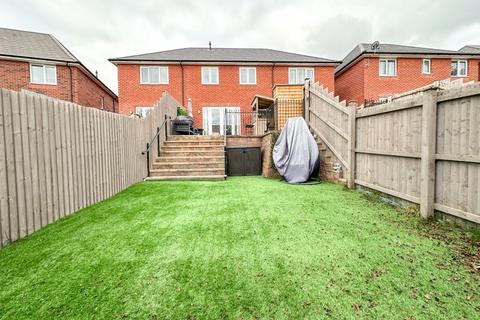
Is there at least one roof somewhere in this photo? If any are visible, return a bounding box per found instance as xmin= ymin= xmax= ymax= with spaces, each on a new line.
xmin=109 ymin=47 xmax=340 ymax=64
xmin=336 ymin=42 xmax=477 ymax=74
xmin=459 ymin=45 xmax=480 ymax=53
xmin=0 ymin=27 xmax=116 ymax=98
xmin=0 ymin=27 xmax=77 ymax=62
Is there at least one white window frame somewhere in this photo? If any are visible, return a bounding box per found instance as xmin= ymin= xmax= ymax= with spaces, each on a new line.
xmin=379 ymin=58 xmax=397 ymax=77
xmin=451 ymin=60 xmax=468 ymax=77
xmin=239 ymin=67 xmax=256 ymax=85
xmin=30 ymin=64 xmax=57 ymax=85
xmin=288 ymin=67 xmax=314 ymax=84
xmin=135 ymin=106 xmax=153 ymax=118
xmin=201 ymin=66 xmax=219 ymax=85
xmin=422 ymin=59 xmax=431 ymax=74
xmin=140 ymin=66 xmax=169 ymax=84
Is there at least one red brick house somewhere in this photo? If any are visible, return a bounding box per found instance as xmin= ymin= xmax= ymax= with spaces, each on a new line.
xmin=335 ymin=43 xmax=480 ymax=105
xmin=0 ymin=28 xmax=117 ymax=112
xmin=109 ymin=47 xmax=339 ymax=132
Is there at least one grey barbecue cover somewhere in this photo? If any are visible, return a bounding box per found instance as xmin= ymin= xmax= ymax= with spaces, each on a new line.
xmin=273 ymin=117 xmax=319 ymax=183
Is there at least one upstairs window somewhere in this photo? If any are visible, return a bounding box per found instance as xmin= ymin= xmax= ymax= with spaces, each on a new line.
xmin=140 ymin=66 xmax=169 ymax=84
xmin=239 ymin=67 xmax=256 ymax=84
xmin=30 ymin=64 xmax=57 ymax=85
xmin=288 ymin=68 xmax=314 ymax=84
xmin=379 ymin=59 xmax=396 ymax=76
xmin=422 ymin=59 xmax=431 ymax=74
xmin=451 ymin=60 xmax=467 ymax=77
xmin=201 ymin=67 xmax=219 ymax=84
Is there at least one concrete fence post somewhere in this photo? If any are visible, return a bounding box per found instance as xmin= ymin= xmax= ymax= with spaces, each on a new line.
xmin=420 ymin=89 xmax=438 ymax=218
xmin=347 ymin=101 xmax=357 ymax=189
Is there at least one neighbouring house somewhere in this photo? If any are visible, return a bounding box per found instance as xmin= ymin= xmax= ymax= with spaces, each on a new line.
xmin=109 ymin=47 xmax=340 ymax=132
xmin=334 ymin=43 xmax=480 ymax=105
xmin=459 ymin=45 xmax=480 ymax=54
xmin=0 ymin=27 xmax=118 ymax=112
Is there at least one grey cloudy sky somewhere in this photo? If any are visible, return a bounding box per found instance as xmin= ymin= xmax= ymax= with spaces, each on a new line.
xmin=1 ymin=0 xmax=479 ymax=93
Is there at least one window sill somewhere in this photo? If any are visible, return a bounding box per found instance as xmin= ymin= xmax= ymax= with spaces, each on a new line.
xmin=451 ymin=75 xmax=467 ymax=78
xmin=139 ymin=83 xmax=169 ymax=85
xmin=30 ymin=82 xmax=57 ymax=86
xmin=201 ymin=83 xmax=220 ymax=86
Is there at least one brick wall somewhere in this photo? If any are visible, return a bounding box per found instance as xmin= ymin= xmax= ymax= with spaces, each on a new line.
xmin=0 ymin=59 xmax=72 ymax=101
xmin=117 ymin=64 xmax=183 ymax=115
xmin=71 ymin=67 xmax=116 ymax=112
xmin=335 ymin=57 xmax=480 ymax=105
xmin=117 ymin=64 xmax=336 ymax=127
xmin=334 ymin=58 xmax=365 ymax=103
xmin=0 ymin=59 xmax=117 ymax=111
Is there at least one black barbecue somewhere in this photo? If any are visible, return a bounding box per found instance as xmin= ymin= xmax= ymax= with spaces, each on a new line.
xmin=172 ymin=116 xmax=195 ymax=135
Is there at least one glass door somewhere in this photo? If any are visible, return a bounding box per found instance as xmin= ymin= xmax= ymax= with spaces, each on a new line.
xmin=203 ymin=107 xmax=240 ymax=135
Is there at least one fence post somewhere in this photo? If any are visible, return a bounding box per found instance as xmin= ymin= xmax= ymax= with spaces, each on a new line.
xmin=347 ymin=101 xmax=357 ymax=189
xmin=420 ymin=89 xmax=438 ymax=218
xmin=156 ymin=127 xmax=160 ymax=157
xmin=145 ymin=143 xmax=150 ymax=178
xmin=164 ymin=114 xmax=168 ymax=138
xmin=304 ymin=79 xmax=311 ymax=124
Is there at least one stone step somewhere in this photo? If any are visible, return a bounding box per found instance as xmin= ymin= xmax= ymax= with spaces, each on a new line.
xmin=152 ymin=162 xmax=224 ymax=170
xmin=155 ymin=155 xmax=225 ymax=163
xmin=150 ymin=168 xmax=225 ymax=177
xmin=168 ymin=135 xmax=224 ymax=141
xmin=162 ymin=145 xmax=224 ymax=152
xmin=164 ymin=140 xmax=224 ymax=147
xmin=145 ymin=175 xmax=226 ymax=181
xmin=160 ymin=150 xmax=224 ymax=157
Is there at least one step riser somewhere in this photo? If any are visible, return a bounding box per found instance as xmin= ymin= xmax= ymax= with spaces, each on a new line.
xmin=156 ymin=157 xmax=224 ymax=163
xmin=168 ymin=135 xmax=224 ymax=141
xmin=164 ymin=141 xmax=224 ymax=147
xmin=150 ymin=170 xmax=225 ymax=177
xmin=161 ymin=151 xmax=225 ymax=157
xmin=152 ymin=163 xmax=224 ymax=170
xmin=145 ymin=175 xmax=226 ymax=181
xmin=162 ymin=146 xmax=224 ymax=152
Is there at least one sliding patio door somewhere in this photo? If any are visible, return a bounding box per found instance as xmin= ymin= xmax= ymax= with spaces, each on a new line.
xmin=203 ymin=107 xmax=240 ymax=135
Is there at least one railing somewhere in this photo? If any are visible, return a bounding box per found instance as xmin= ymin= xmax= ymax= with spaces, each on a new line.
xmin=141 ymin=115 xmax=171 ymax=176
xmin=223 ymin=109 xmax=275 ymax=137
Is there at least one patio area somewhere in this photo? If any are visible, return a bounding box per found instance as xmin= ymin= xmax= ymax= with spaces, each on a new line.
xmin=0 ymin=177 xmax=479 ymax=319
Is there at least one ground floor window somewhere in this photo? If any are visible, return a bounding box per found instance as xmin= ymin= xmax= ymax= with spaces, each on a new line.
xmin=202 ymin=106 xmax=240 ymax=135
xmin=135 ymin=106 xmax=153 ymax=118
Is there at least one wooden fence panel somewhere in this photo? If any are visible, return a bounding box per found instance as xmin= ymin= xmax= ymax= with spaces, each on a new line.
xmin=308 ymin=82 xmax=350 ymax=169
xmin=434 ymin=93 xmax=480 ymax=223
xmin=0 ymin=89 xmax=180 ymax=247
xmin=305 ymin=80 xmax=480 ymax=224
xmin=355 ymin=106 xmax=422 ymax=200
xmin=0 ymin=91 xmax=8 ymax=245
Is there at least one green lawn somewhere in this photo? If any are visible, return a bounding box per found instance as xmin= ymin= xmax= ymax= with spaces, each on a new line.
xmin=0 ymin=177 xmax=479 ymax=319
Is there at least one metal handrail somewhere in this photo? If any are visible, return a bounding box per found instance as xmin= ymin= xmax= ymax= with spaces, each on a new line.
xmin=142 ymin=115 xmax=171 ymax=177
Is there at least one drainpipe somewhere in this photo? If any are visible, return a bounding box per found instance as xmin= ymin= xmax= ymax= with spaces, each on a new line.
xmin=180 ymin=61 xmax=185 ymax=106
xmin=271 ymin=63 xmax=275 ymax=88
xmin=67 ymin=62 xmax=74 ymax=102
